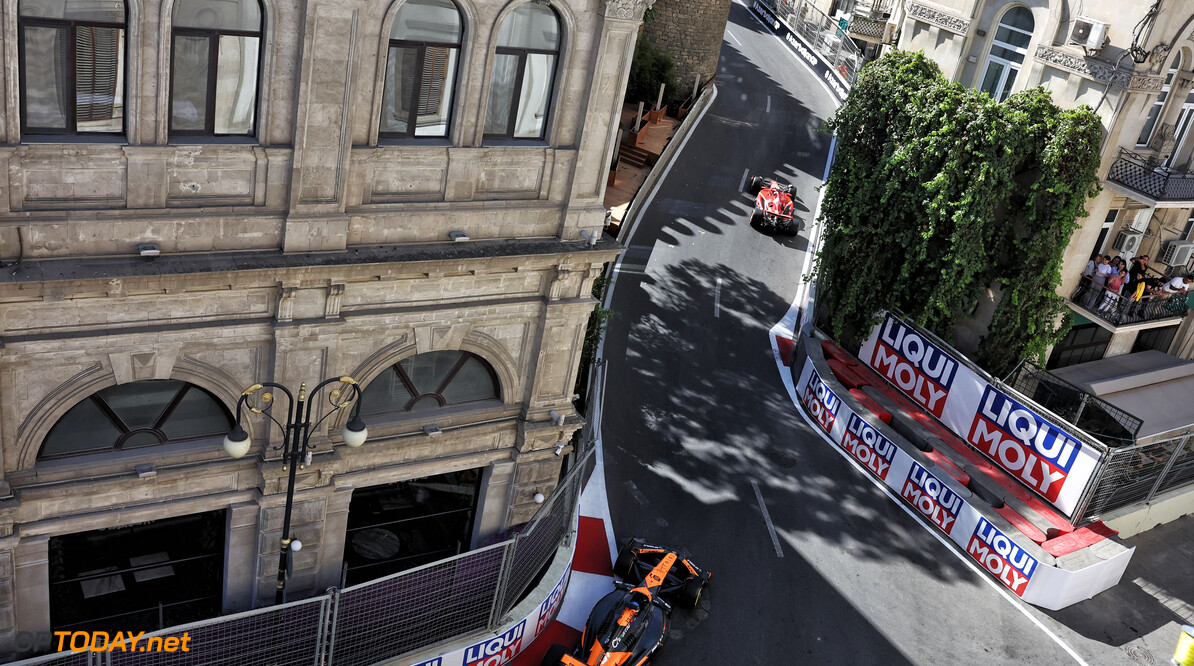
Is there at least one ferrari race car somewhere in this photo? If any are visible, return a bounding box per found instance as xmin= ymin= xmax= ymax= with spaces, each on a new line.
xmin=747 ymin=175 xmax=801 ymax=235
xmin=541 ymin=539 xmax=710 ymax=666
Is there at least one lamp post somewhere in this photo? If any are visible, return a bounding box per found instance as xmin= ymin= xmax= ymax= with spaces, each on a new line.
xmin=222 ymin=376 xmax=369 ymax=605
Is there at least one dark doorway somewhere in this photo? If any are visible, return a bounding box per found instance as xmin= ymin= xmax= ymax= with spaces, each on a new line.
xmin=1047 ymin=323 xmax=1112 ymax=369
xmin=1132 ymin=324 xmax=1180 ymax=354
xmin=49 ymin=509 xmax=225 ymax=633
xmin=344 ymin=468 xmax=482 ymax=586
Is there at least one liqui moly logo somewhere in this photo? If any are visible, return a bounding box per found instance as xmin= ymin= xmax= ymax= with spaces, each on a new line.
xmin=869 ymin=316 xmax=958 ymax=417
xmin=900 ymin=463 xmax=963 ymax=532
xmin=411 ymin=660 xmax=442 ymax=666
xmin=840 ymin=414 xmax=897 ymax=480
xmin=800 ymin=368 xmax=841 ymax=434
xmin=536 ymin=569 xmax=569 ymax=635
xmin=966 ymin=518 xmax=1038 ymax=596
xmin=463 ymin=621 xmax=524 ymax=666
xmin=967 ymin=387 xmax=1080 ymax=502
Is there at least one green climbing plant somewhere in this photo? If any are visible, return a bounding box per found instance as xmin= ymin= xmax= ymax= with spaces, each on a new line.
xmin=816 ymin=51 xmax=1102 ymax=376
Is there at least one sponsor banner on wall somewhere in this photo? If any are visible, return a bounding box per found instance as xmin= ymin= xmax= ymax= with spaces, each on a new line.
xmin=750 ymin=1 xmax=850 ymax=103
xmin=412 ymin=565 xmax=572 ymax=666
xmin=859 ymin=312 xmax=1102 ymax=517
xmin=797 ymin=354 xmax=1041 ymax=597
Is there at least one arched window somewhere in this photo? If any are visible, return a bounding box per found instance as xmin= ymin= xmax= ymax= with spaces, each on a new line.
xmin=484 ymin=3 xmax=560 ymax=140
xmin=17 ymin=0 xmax=127 ymax=135
xmin=381 ymin=0 xmax=462 ymax=139
xmin=171 ymin=0 xmax=263 ymax=136
xmin=40 ymin=380 xmax=234 ymax=459
xmin=361 ymin=351 xmax=500 ymax=417
xmin=1138 ymin=53 xmax=1182 ymax=146
xmin=979 ymin=7 xmax=1034 ymax=102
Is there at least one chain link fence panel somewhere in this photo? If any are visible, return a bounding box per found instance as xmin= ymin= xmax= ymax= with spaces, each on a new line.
xmin=328 ymin=543 xmax=509 ymax=666
xmin=1156 ymin=436 xmax=1194 ymax=495
xmin=1084 ymin=439 xmax=1186 ymax=518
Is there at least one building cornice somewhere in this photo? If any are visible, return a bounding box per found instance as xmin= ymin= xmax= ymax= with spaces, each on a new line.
xmin=1033 ymin=46 xmax=1164 ymax=92
xmin=906 ymin=1 xmax=969 ymax=35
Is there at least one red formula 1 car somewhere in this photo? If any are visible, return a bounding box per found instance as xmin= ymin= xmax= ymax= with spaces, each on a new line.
xmin=541 ymin=539 xmax=710 ymax=666
xmin=747 ymin=175 xmax=801 ymax=235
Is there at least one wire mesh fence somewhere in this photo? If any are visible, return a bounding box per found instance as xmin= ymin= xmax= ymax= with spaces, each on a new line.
xmin=15 ymin=447 xmax=594 ymax=666
xmin=1004 ymin=359 xmax=1141 ymax=447
xmin=328 ymin=544 xmax=509 ymax=666
xmin=1083 ymin=438 xmax=1188 ymax=518
xmin=756 ymin=0 xmax=865 ymax=88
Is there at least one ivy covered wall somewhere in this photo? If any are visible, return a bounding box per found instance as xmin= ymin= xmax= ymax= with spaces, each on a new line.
xmin=816 ymin=51 xmax=1103 ymax=376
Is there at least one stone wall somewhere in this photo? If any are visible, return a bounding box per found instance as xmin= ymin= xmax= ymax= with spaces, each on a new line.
xmin=641 ymin=0 xmax=733 ymax=101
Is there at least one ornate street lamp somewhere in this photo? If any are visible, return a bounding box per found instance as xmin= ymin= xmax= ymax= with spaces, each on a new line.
xmin=222 ymin=376 xmax=368 ymax=604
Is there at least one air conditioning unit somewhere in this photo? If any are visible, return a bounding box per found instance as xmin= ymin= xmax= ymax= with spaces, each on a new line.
xmin=1113 ymin=230 xmax=1144 ymax=253
xmin=1069 ymin=17 xmax=1109 ymax=52
xmin=1160 ymin=240 xmax=1194 ymax=267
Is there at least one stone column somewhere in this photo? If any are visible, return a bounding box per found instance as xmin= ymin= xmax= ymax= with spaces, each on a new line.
xmin=223 ymin=502 xmax=260 ymax=613
xmin=12 ymin=537 xmax=48 ymax=650
xmin=471 ymin=461 xmax=515 ymax=548
xmin=282 ymin=0 xmax=364 ymax=253
xmin=562 ymin=0 xmax=657 ymax=239
xmin=315 ymin=486 xmax=354 ymax=592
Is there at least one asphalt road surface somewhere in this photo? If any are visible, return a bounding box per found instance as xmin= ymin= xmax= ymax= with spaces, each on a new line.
xmin=596 ymin=4 xmax=1091 ymax=664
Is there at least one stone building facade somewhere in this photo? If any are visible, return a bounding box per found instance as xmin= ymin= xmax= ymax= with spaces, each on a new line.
xmin=0 ymin=0 xmax=653 ymax=658
xmin=641 ymin=0 xmax=732 ymax=99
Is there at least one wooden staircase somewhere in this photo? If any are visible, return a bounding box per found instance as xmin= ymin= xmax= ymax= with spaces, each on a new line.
xmin=618 ymin=144 xmax=651 ymax=168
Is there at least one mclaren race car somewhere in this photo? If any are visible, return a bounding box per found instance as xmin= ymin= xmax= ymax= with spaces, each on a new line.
xmin=746 ymin=175 xmax=801 ymax=235
xmin=541 ymin=539 xmax=710 ymax=666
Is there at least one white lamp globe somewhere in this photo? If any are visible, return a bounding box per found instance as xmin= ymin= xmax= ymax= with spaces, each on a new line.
xmin=343 ymin=415 xmax=368 ymax=448
xmin=223 ymin=426 xmax=251 ymax=459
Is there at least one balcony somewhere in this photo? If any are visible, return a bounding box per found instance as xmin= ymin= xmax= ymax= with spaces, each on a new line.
xmin=1105 ymin=148 xmax=1194 ymax=207
xmin=848 ymin=13 xmax=888 ymax=42
xmin=1069 ymin=279 xmax=1189 ymax=329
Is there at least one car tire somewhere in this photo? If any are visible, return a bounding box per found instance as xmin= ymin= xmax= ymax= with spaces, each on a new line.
xmin=747 ymin=176 xmax=765 ymax=196
xmin=541 ymin=644 xmax=568 ymax=666
xmin=786 ymin=220 xmax=801 ymax=236
xmin=749 ymin=208 xmax=765 ymax=228
xmin=614 ymin=543 xmax=639 ymax=580
xmin=680 ymin=577 xmax=705 ymax=608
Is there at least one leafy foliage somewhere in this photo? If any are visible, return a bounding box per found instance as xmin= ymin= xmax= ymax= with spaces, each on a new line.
xmin=626 ymin=39 xmax=677 ymax=109
xmin=817 ymin=51 xmax=1102 ymax=376
xmin=581 ymin=274 xmax=615 ymax=368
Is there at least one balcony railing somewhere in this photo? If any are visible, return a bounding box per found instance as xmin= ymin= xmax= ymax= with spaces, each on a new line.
xmin=1107 ymin=148 xmax=1194 ymax=202
xmin=1070 ymin=277 xmax=1189 ymax=326
xmin=849 ymin=13 xmax=887 ymax=40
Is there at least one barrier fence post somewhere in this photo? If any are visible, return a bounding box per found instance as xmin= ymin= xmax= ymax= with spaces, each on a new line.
xmin=488 ymin=541 xmax=517 ymax=630
xmin=1146 ymin=435 xmax=1189 ymax=503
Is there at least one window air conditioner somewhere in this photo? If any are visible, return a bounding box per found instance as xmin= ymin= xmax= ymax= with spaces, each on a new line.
xmin=1113 ymin=230 xmax=1144 ymax=254
xmin=1069 ymin=17 xmax=1108 ymax=52
xmin=1160 ymin=240 xmax=1194 ymax=267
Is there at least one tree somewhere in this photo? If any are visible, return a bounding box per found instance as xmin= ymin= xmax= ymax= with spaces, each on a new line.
xmin=816 ymin=51 xmax=1102 ymax=376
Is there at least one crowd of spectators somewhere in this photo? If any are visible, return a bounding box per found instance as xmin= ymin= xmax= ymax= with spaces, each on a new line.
xmin=1077 ymin=252 xmax=1192 ymax=319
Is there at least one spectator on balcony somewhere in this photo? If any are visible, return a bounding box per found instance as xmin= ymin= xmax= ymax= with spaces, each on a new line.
xmin=1162 ymin=276 xmax=1193 ymax=294
xmin=1098 ymin=269 xmax=1128 ymax=313
xmin=1076 ymin=253 xmax=1100 ymax=306
xmin=1125 ymin=256 xmax=1150 ymax=301
xmin=1086 ymin=255 xmax=1114 ymax=308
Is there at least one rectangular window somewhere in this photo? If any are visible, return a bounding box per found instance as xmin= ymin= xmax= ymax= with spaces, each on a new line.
xmin=414 ymin=46 xmax=456 ymax=136
xmin=22 ymin=25 xmax=71 ymax=130
xmin=513 ymin=53 xmax=554 ymax=139
xmin=213 ymin=35 xmax=258 ymax=134
xmin=74 ymin=26 xmax=124 ymax=132
xmin=171 ymin=35 xmax=211 ymax=132
xmin=485 ymin=53 xmax=520 ymax=135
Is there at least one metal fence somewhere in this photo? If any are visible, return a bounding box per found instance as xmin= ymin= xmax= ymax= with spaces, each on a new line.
xmin=1004 ymin=359 xmax=1142 ymax=447
xmin=1084 ymin=435 xmax=1193 ymax=518
xmin=1070 ymin=279 xmax=1189 ymax=327
xmin=757 ymin=0 xmax=865 ymax=86
xmin=17 ymin=447 xmax=595 ymax=666
xmin=1107 ymin=147 xmax=1194 ymax=202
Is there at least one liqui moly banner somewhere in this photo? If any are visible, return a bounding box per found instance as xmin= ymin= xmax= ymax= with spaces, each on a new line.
xmin=840 ymin=413 xmax=898 ymax=481
xmin=797 ymin=364 xmax=843 ymax=437
xmin=966 ymin=518 xmax=1039 ymax=596
xmin=901 ymin=462 xmax=964 ymax=534
xmin=860 ymin=313 xmax=1102 ymax=517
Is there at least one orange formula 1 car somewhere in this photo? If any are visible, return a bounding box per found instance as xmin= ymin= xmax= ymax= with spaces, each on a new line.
xmin=746 ymin=175 xmax=801 ymax=235
xmin=541 ymin=539 xmax=710 ymax=666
